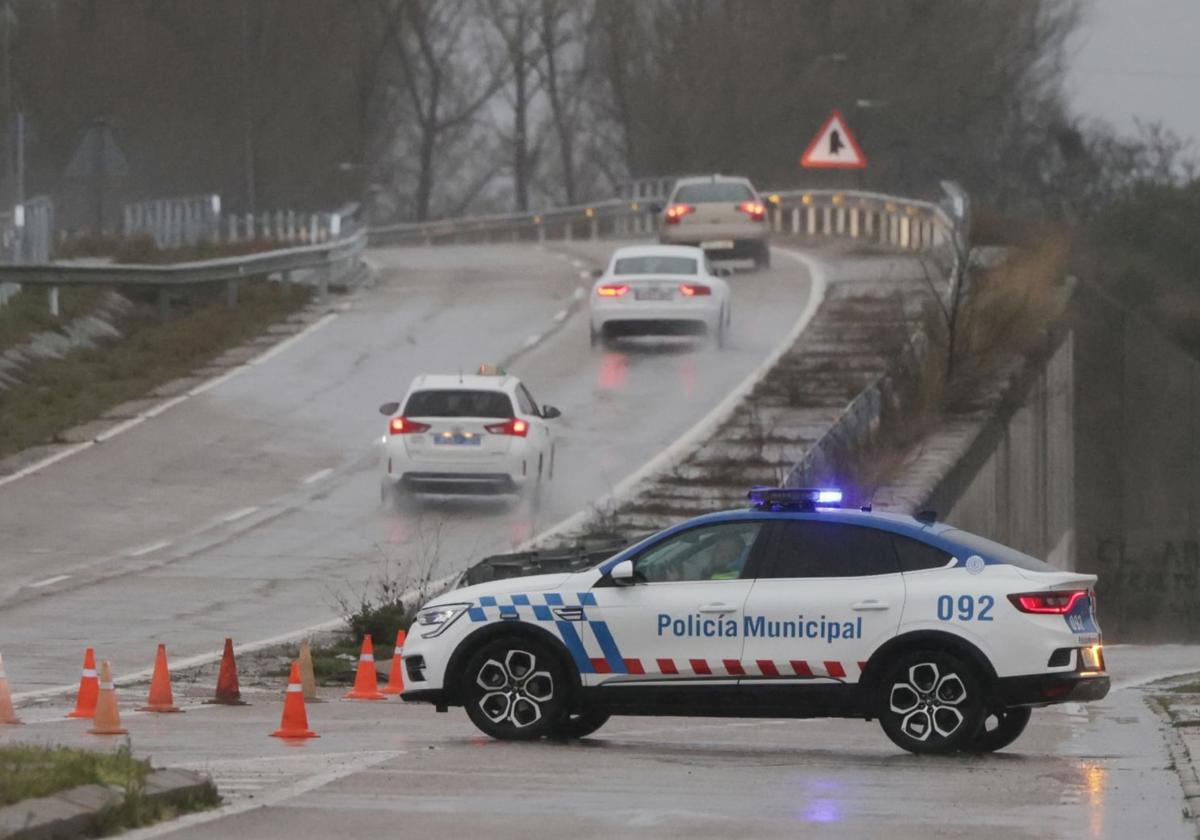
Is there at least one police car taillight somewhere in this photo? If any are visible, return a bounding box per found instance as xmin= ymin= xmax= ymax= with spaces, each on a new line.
xmin=1007 ymin=590 xmax=1088 ymax=614
xmin=485 ymin=418 xmax=529 ymax=437
xmin=597 ymin=284 xmax=629 ymax=297
xmin=679 ymin=283 xmax=711 ymax=296
xmin=390 ymin=416 xmax=431 ymax=435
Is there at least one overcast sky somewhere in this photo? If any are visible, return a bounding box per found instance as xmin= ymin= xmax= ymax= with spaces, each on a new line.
xmin=1065 ymin=0 xmax=1200 ymax=146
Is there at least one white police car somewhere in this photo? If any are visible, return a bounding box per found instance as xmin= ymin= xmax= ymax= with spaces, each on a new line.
xmin=401 ymin=488 xmax=1109 ymax=754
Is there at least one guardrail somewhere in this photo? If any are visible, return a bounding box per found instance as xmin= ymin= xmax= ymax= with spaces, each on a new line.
xmin=0 ymin=228 xmax=366 ymax=317
xmin=124 ymin=194 xmax=350 ymax=248
xmin=368 ymin=188 xmax=955 ymax=257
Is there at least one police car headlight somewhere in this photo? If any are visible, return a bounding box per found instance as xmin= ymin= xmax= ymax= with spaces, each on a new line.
xmin=415 ymin=603 xmax=470 ymax=638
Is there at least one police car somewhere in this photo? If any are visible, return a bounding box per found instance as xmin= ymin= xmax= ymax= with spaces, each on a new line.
xmin=401 ymin=487 xmax=1109 ymax=754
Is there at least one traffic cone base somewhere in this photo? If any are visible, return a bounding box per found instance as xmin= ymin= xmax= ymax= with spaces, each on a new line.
xmin=271 ymin=661 xmax=318 ymax=739
xmin=381 ymin=629 xmax=407 ymax=696
xmin=138 ymin=644 xmax=182 ymax=713
xmin=205 ymin=638 xmax=249 ymax=705
xmin=0 ymin=653 xmax=24 ymax=725
xmin=67 ymin=647 xmax=99 ymax=719
xmin=344 ymin=635 xmax=386 ymax=701
xmin=88 ymin=661 xmax=128 ymax=736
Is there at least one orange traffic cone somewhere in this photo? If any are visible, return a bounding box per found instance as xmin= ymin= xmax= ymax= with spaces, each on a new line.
xmin=381 ymin=629 xmax=406 ymax=696
xmin=271 ymin=661 xmax=318 ymax=739
xmin=0 ymin=653 xmax=24 ymax=725
xmin=206 ymin=638 xmax=248 ymax=705
xmin=66 ymin=647 xmax=99 ymax=719
xmin=88 ymin=661 xmax=128 ymax=735
xmin=138 ymin=644 xmax=182 ymax=713
xmin=344 ymin=635 xmax=385 ymax=701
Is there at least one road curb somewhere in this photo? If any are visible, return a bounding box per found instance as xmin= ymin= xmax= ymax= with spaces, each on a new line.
xmin=1147 ymin=688 xmax=1200 ymax=832
xmin=0 ymin=768 xmax=215 ymax=840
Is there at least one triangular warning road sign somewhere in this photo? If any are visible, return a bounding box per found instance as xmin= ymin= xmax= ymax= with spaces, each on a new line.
xmin=800 ymin=109 xmax=867 ymax=169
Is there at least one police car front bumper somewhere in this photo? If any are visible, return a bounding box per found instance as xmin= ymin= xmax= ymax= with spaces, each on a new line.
xmin=995 ymin=672 xmax=1110 ymax=707
xmin=401 ymin=688 xmax=449 ymax=708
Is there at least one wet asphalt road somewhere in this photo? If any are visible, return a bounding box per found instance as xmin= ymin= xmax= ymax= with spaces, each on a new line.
xmin=0 ymin=242 xmax=816 ymax=693
xmin=2 ymin=645 xmax=1193 ymax=839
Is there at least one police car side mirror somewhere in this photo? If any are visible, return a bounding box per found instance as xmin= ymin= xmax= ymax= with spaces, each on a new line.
xmin=379 ymin=401 xmax=400 ymax=416
xmin=609 ymin=559 xmax=635 ymax=585
xmin=542 ymin=405 xmax=562 ymax=420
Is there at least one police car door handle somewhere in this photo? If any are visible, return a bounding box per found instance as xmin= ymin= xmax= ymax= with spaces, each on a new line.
xmin=851 ymin=600 xmax=891 ymax=611
xmin=698 ymin=603 xmax=736 ymax=613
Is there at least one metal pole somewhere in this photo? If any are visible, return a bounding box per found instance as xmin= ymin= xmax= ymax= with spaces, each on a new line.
xmin=48 ymin=285 xmax=58 ymax=317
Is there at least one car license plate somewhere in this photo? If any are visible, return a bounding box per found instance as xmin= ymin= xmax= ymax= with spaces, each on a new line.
xmin=700 ymin=239 xmax=734 ymax=250
xmin=635 ymin=286 xmax=675 ymax=301
xmin=433 ymin=433 xmax=481 ymax=446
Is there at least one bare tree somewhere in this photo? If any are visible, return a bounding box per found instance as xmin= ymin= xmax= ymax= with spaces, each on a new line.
xmin=486 ymin=0 xmax=543 ymax=211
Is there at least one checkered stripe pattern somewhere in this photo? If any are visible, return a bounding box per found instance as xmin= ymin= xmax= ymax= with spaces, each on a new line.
xmin=594 ymin=658 xmax=868 ymax=679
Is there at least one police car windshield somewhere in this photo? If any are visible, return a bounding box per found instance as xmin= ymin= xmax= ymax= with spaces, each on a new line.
xmin=404 ymin=390 xmax=513 ymax=418
xmin=941 ymin=529 xmax=1055 ymax=572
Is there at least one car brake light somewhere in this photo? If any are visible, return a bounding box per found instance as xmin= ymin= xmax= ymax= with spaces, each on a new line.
xmin=1007 ymin=590 xmax=1088 ymax=614
xmin=664 ymin=204 xmax=694 ymax=224
xmin=485 ymin=418 xmax=529 ymax=437
xmin=597 ymin=284 xmax=629 ymax=297
xmin=389 ymin=416 xmax=431 ymax=435
xmin=679 ymin=283 xmax=711 ymax=296
xmin=738 ymin=201 xmax=766 ymax=221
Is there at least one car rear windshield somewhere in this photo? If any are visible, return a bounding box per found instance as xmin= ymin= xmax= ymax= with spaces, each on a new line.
xmin=613 ymin=255 xmax=698 ymax=275
xmin=674 ymin=182 xmax=755 ymax=203
xmin=940 ymin=529 xmax=1055 ymax=572
xmin=404 ymin=389 xmax=513 ymax=418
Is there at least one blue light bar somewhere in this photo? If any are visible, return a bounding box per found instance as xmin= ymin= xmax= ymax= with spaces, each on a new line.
xmin=747 ymin=486 xmax=844 ymax=510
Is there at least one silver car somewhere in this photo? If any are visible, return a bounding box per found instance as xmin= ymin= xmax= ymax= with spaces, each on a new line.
xmin=657 ymin=174 xmax=770 ymax=268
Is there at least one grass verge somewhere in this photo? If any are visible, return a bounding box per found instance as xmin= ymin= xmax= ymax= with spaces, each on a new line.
xmin=0 ymin=281 xmax=311 ymax=460
xmin=0 ymin=286 xmax=108 ymax=351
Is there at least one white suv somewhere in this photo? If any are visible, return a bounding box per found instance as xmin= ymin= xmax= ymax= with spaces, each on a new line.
xmin=400 ymin=488 xmax=1109 ymax=754
xmin=379 ymin=370 xmax=560 ymax=500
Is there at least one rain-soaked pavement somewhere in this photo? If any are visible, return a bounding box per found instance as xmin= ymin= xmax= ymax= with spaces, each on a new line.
xmin=1 ymin=645 xmax=1194 ymax=839
xmin=0 ymin=241 xmax=819 ymax=693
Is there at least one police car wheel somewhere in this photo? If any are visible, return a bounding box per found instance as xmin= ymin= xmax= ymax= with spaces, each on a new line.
xmin=462 ymin=637 xmax=567 ymax=740
xmin=962 ymin=706 xmax=1032 ymax=753
xmin=878 ymin=650 xmax=985 ymax=755
xmin=555 ymin=708 xmax=610 ymax=739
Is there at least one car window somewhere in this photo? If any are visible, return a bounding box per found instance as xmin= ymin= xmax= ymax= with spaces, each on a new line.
xmin=762 ymin=521 xmax=900 ymax=578
xmin=634 ymin=521 xmax=764 ymax=583
xmin=613 ymin=256 xmax=697 ymax=275
xmin=892 ymin=535 xmax=954 ymax=572
xmin=403 ymin=389 xmax=513 ymax=418
xmin=939 ymin=529 xmax=1055 ymax=572
xmin=674 ymin=183 xmax=755 ymax=203
xmin=515 ymin=385 xmax=537 ymax=415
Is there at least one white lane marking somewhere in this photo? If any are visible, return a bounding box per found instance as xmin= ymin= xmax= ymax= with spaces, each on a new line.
xmin=220 ymin=506 xmax=259 ymax=523
xmin=251 ymin=312 xmax=337 ymax=366
xmin=94 ymin=415 xmax=146 ymax=442
xmin=302 ymin=467 xmax=333 ymax=485
xmin=578 ymin=270 xmax=592 ymax=279
xmin=127 ymin=539 xmax=172 ymax=557
xmin=140 ymin=394 xmax=189 ymax=419
xmin=120 ymin=750 xmax=404 ymax=840
xmin=572 ymin=287 xmax=586 ymax=300
xmin=29 ymin=574 xmax=70 ymax=589
xmin=524 ymin=334 xmax=541 ymax=349
xmin=0 ymin=442 xmax=94 ymax=489
xmin=0 ymin=312 xmax=340 ymax=489
xmin=571 ymin=259 xmax=585 ymax=268
xmin=525 ymin=246 xmax=828 ymax=548
xmin=553 ymin=310 xmax=568 ymax=323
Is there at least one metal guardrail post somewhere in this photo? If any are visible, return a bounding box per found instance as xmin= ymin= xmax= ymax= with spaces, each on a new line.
xmin=48 ymin=285 xmax=59 ymax=317
xmin=226 ymin=280 xmax=239 ymax=307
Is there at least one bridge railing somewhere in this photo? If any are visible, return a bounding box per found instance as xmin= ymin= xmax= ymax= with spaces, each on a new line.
xmin=368 ymin=188 xmax=955 ymax=257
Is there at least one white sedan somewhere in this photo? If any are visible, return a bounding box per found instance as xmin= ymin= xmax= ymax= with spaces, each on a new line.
xmin=589 ymin=245 xmax=731 ymax=348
